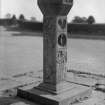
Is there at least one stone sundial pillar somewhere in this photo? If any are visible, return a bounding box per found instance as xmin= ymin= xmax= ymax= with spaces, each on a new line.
xmin=18 ymin=1 xmax=92 ymax=104
xmin=38 ymin=0 xmax=73 ymax=94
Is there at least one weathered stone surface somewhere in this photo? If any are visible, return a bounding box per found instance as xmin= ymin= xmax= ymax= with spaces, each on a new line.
xmin=43 ymin=16 xmax=68 ymax=88
xmin=36 ymin=0 xmax=91 ymax=99
xmin=38 ymin=0 xmax=73 ymax=15
xmin=18 ymin=83 xmax=92 ymax=105
xmin=17 ymin=0 xmax=91 ymax=105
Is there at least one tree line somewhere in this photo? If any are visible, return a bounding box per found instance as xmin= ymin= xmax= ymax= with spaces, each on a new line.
xmin=5 ymin=13 xmax=37 ymax=22
xmin=5 ymin=13 xmax=95 ymax=25
xmin=71 ymin=16 xmax=95 ymax=24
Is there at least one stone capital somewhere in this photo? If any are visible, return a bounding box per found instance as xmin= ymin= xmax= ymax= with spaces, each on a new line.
xmin=38 ymin=0 xmax=73 ymax=16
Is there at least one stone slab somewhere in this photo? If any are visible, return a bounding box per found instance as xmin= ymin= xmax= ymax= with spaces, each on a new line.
xmin=17 ymin=83 xmax=92 ymax=105
xmin=0 ymin=97 xmax=38 ymax=105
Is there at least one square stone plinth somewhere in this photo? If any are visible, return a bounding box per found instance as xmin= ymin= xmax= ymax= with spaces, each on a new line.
xmin=17 ymin=82 xmax=92 ymax=105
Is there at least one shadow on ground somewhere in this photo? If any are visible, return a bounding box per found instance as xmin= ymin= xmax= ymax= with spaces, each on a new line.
xmin=0 ymin=97 xmax=36 ymax=105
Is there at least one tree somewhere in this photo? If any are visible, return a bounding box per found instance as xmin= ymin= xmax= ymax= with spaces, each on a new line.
xmin=12 ymin=15 xmax=16 ymax=20
xmin=30 ymin=17 xmax=36 ymax=22
xmin=11 ymin=15 xmax=17 ymax=25
xmin=82 ymin=17 xmax=87 ymax=22
xmin=87 ymin=16 xmax=95 ymax=24
xmin=19 ymin=14 xmax=25 ymax=21
xmin=5 ymin=13 xmax=11 ymax=19
xmin=71 ymin=16 xmax=87 ymax=23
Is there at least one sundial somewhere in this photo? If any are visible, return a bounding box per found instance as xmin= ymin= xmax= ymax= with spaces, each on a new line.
xmin=37 ymin=0 xmax=73 ymax=91
xmin=18 ymin=1 xmax=92 ymax=105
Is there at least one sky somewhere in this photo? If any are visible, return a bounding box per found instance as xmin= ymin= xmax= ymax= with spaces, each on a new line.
xmin=0 ymin=0 xmax=105 ymax=23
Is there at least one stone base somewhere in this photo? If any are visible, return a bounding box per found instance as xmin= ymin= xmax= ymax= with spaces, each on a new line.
xmin=17 ymin=82 xmax=92 ymax=105
xmin=36 ymin=81 xmax=81 ymax=95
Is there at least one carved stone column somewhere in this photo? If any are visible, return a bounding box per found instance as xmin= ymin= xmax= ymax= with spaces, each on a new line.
xmin=38 ymin=0 xmax=73 ymax=94
xmin=18 ymin=1 xmax=92 ymax=105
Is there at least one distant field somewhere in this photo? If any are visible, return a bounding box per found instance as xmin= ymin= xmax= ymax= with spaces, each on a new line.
xmin=68 ymin=38 xmax=105 ymax=75
xmin=0 ymin=26 xmax=105 ymax=78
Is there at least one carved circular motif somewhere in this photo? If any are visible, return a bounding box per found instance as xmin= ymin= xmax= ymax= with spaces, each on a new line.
xmin=58 ymin=34 xmax=67 ymax=47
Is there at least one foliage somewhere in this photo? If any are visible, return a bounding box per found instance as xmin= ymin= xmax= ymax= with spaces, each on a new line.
xmin=11 ymin=15 xmax=17 ymax=25
xmin=5 ymin=13 xmax=11 ymax=19
xmin=87 ymin=16 xmax=95 ymax=24
xmin=11 ymin=15 xmax=17 ymax=20
xmin=30 ymin=17 xmax=36 ymax=22
xmin=71 ymin=16 xmax=87 ymax=23
xmin=19 ymin=14 xmax=25 ymax=21
xmin=71 ymin=16 xmax=95 ymax=24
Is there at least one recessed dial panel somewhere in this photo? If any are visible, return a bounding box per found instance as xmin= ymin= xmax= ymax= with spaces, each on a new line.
xmin=58 ymin=33 xmax=67 ymax=47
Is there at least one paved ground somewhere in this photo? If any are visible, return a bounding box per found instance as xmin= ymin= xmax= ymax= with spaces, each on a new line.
xmin=0 ymin=71 xmax=105 ymax=105
xmin=0 ymin=71 xmax=42 ymax=105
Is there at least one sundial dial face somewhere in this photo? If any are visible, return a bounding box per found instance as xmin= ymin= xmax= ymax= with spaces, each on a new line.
xmin=58 ymin=33 xmax=67 ymax=47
